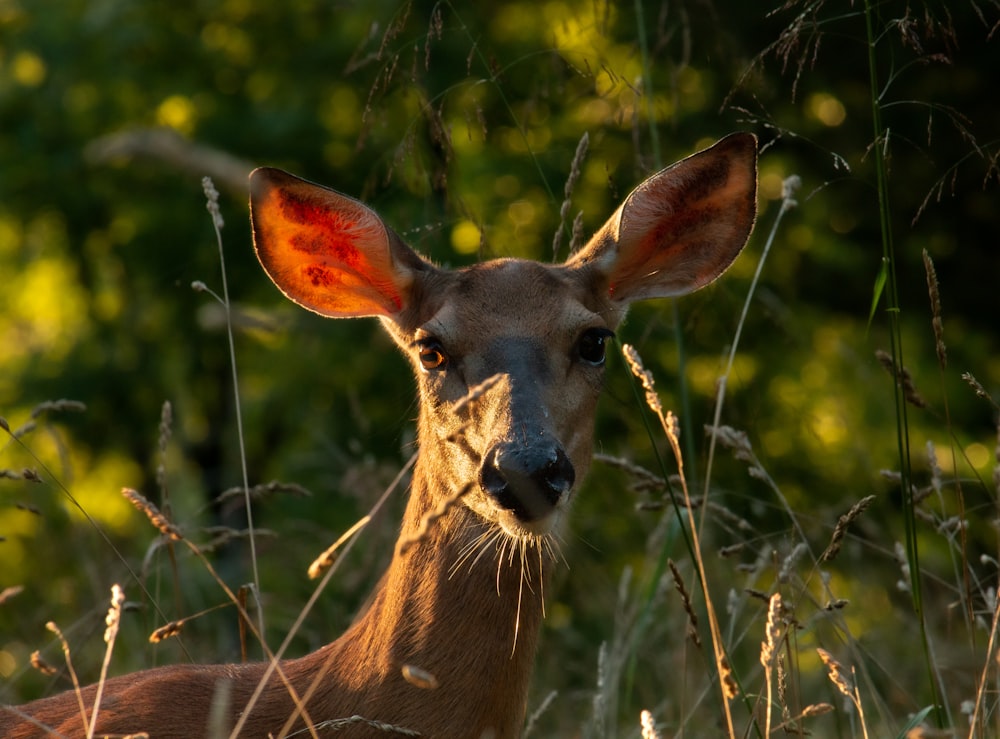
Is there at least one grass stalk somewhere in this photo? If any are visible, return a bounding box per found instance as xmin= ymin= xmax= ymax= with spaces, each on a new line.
xmin=86 ymin=585 xmax=124 ymax=739
xmin=121 ymin=487 xmax=320 ymax=739
xmin=633 ymin=0 xmax=699 ymax=471
xmin=622 ymin=346 xmax=742 ymax=736
xmin=861 ymin=0 xmax=942 ymax=721
xmin=702 ymin=174 xmax=798 ymax=521
xmin=619 ymin=0 xmax=702 ymax=716
xmin=245 ymin=452 xmax=418 ymax=739
xmin=200 ymin=177 xmax=264 ymax=640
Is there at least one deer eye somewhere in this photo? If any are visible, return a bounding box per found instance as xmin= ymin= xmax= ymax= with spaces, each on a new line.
xmin=416 ymin=338 xmax=448 ymax=371
xmin=577 ymin=328 xmax=614 ymax=367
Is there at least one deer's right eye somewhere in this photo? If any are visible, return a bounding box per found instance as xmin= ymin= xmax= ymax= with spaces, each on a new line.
xmin=417 ymin=339 xmax=448 ymax=371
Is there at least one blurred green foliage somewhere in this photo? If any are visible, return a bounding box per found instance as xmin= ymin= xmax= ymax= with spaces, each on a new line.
xmin=1 ymin=0 xmax=998 ymax=733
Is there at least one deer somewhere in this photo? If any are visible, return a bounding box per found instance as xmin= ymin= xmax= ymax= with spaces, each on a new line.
xmin=1 ymin=133 xmax=757 ymax=738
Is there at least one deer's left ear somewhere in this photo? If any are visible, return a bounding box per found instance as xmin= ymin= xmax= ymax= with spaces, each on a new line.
xmin=567 ymin=133 xmax=757 ymax=306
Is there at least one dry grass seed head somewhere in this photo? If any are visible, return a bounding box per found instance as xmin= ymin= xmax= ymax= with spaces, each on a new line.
xmin=569 ymin=210 xmax=585 ymax=254
xmin=821 ymin=494 xmax=877 ymax=562
xmin=30 ymin=399 xmax=87 ymax=419
xmin=201 ymin=526 xmax=277 ymax=555
xmin=961 ymin=371 xmax=998 ymax=408
xmin=104 ymin=584 xmax=125 ymax=643
xmin=215 ymin=480 xmax=312 ymax=507
xmin=668 ymin=559 xmax=701 ymax=647
xmin=719 ymin=654 xmax=739 ymax=700
xmin=893 ymin=540 xmax=912 ymax=592
xmin=451 ymin=374 xmax=503 ymax=417
xmin=640 ymin=709 xmax=661 ymax=739
xmin=423 ymin=5 xmax=443 ymax=71
xmin=778 ymin=541 xmax=808 ymax=582
xmin=926 ymin=440 xmax=943 ymax=495
xmin=760 ymin=592 xmax=783 ymax=668
xmin=777 ymin=652 xmax=789 ymax=717
xmin=622 ymin=344 xmax=664 ymax=419
xmin=922 ymin=249 xmax=947 ymax=368
xmin=12 ymin=421 xmax=36 ymax=439
xmin=0 ymin=584 xmax=24 ymax=605
xmin=309 ymin=515 xmax=371 ymax=579
xmin=774 ymin=702 xmax=834 ymax=733
xmin=149 ymin=619 xmax=185 ymax=643
xmin=552 ymin=132 xmax=589 ymax=259
xmin=158 ymin=400 xmax=172 ymax=454
xmin=30 ymin=650 xmax=57 ymax=675
xmin=875 ymin=349 xmax=926 ymax=408
xmin=800 ymin=703 xmax=834 ymax=718
xmin=156 ymin=401 xmax=172 ymax=496
xmin=122 ymin=487 xmax=183 ymax=540
xmin=201 ymin=176 xmax=224 ymax=230
xmin=396 ymin=483 xmax=473 ymax=557
xmin=718 ymin=543 xmax=744 ymax=557
xmin=816 ymin=647 xmax=854 ymax=698
xmin=592 ymin=452 xmax=668 ymax=494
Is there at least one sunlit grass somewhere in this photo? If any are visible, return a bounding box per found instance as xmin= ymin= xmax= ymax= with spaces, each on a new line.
xmin=2 ymin=0 xmax=998 ymax=736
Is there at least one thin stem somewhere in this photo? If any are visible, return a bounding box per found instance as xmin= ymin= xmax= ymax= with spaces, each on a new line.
xmin=633 ymin=0 xmax=697 ymax=470
xmin=861 ymin=0 xmax=942 ymax=722
xmin=633 ymin=0 xmax=662 ymax=168
xmin=240 ymin=452 xmax=419 ymax=739
xmin=87 ymin=585 xmax=124 ymax=739
xmin=702 ymin=176 xmax=798 ymax=526
xmin=201 ymin=178 xmax=263 ymax=641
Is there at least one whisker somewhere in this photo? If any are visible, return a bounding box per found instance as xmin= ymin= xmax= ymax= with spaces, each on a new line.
xmin=546 ymin=532 xmax=569 ymax=570
xmin=496 ymin=535 xmax=509 ymax=596
xmin=537 ymin=541 xmax=547 ymax=618
xmin=512 ymin=542 xmax=526 ymax=655
xmin=469 ymin=529 xmax=505 ymax=574
xmin=506 ymin=537 xmax=518 ymax=568
xmin=449 ymin=527 xmax=496 ymax=578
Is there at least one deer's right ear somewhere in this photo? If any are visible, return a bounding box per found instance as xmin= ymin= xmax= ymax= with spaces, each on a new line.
xmin=250 ymin=167 xmax=430 ymax=318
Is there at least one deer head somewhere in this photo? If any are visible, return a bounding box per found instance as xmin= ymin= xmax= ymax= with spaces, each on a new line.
xmin=250 ymin=134 xmax=755 ymax=548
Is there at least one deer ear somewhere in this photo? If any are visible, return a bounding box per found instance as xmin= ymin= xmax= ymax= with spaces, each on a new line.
xmin=567 ymin=133 xmax=757 ymax=306
xmin=250 ymin=167 xmax=430 ymax=318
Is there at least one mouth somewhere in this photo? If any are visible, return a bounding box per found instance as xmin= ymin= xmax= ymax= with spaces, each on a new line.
xmin=492 ymin=500 xmax=566 ymax=538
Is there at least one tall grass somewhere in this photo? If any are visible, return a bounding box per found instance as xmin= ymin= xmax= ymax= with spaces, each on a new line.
xmin=2 ymin=1 xmax=999 ymax=737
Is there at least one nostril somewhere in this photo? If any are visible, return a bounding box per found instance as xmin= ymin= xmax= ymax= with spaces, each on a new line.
xmin=480 ymin=448 xmax=507 ymax=496
xmin=537 ymin=448 xmax=574 ymax=504
xmin=479 ymin=443 xmax=575 ymax=522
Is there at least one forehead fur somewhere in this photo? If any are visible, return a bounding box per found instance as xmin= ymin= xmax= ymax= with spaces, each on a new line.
xmin=446 ymin=259 xmax=603 ymax=335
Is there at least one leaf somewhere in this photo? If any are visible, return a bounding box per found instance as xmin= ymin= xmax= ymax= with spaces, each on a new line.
xmin=867 ymin=257 xmax=888 ymax=331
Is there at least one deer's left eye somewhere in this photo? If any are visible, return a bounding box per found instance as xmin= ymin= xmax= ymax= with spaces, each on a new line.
xmin=577 ymin=328 xmax=614 ymax=367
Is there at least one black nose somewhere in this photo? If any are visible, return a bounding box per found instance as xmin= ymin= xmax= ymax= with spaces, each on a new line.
xmin=479 ymin=441 xmax=575 ymax=522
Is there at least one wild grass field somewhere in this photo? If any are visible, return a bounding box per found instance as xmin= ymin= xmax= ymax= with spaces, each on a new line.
xmin=2 ymin=0 xmax=999 ymax=736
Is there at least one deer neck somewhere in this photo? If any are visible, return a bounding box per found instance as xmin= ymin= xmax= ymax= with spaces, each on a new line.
xmin=306 ymin=455 xmax=550 ymax=736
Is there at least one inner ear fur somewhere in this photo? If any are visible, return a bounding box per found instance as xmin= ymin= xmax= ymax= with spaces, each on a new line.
xmin=567 ymin=133 xmax=758 ymax=305
xmin=250 ymin=167 xmax=432 ymax=319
